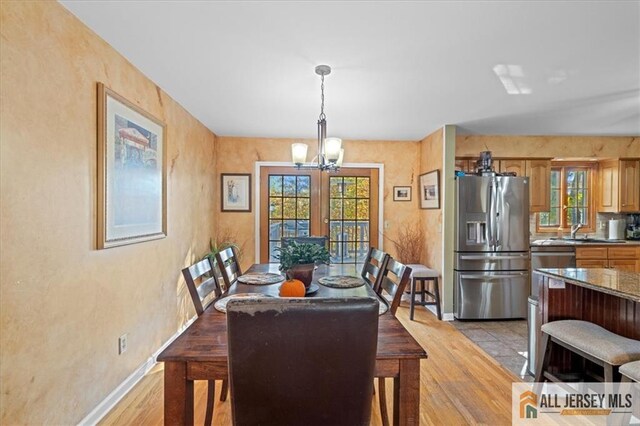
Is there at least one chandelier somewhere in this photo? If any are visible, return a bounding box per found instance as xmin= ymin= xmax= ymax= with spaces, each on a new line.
xmin=291 ymin=65 xmax=344 ymax=171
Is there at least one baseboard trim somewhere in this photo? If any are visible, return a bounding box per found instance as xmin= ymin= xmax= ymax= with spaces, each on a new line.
xmin=78 ymin=317 xmax=196 ymax=426
xmin=423 ymin=305 xmax=454 ymax=321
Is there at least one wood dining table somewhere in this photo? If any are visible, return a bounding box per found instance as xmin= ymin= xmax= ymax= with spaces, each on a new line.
xmin=157 ymin=263 xmax=428 ymax=425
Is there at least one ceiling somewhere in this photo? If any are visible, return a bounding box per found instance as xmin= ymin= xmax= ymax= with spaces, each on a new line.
xmin=60 ymin=1 xmax=640 ymax=140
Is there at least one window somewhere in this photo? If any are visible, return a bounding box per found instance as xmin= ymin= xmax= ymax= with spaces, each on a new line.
xmin=537 ymin=163 xmax=596 ymax=232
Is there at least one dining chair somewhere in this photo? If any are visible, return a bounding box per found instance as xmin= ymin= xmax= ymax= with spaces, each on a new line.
xmin=226 ymin=297 xmax=379 ymax=426
xmin=181 ymin=258 xmax=228 ymax=425
xmin=376 ymin=258 xmax=412 ymax=426
xmin=361 ymin=247 xmax=390 ymax=292
xmin=215 ymin=246 xmax=242 ymax=289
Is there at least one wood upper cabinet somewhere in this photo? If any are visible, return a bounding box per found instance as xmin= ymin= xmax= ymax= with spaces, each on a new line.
xmin=598 ymin=159 xmax=619 ymax=212
xmin=598 ymin=159 xmax=640 ymax=213
xmin=620 ymin=160 xmax=639 ymax=212
xmin=526 ymin=160 xmax=551 ymax=213
xmin=498 ymin=160 xmax=527 ymax=177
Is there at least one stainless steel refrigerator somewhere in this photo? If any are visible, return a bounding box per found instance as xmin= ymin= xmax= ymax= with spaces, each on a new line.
xmin=454 ymin=175 xmax=530 ymax=319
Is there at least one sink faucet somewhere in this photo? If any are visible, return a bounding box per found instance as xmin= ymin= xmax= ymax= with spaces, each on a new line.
xmin=570 ymin=223 xmax=583 ymax=239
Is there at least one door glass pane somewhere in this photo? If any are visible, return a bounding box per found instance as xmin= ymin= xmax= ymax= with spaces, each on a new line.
xmin=282 ymin=197 xmax=296 ymax=218
xmin=283 ymin=220 xmax=296 ymax=238
xmin=283 ymin=176 xmax=297 ymax=196
xmin=343 ymin=177 xmax=357 ymax=198
xmin=343 ymin=199 xmax=356 ymax=220
xmin=357 ymin=177 xmax=370 ymax=198
xmin=269 ymin=241 xmax=281 ymax=262
xmin=297 ymin=176 xmax=310 ymax=196
xmin=269 ymin=176 xmax=283 ymax=196
xmin=297 ymin=220 xmax=309 ymax=236
xmin=330 ymin=199 xmax=342 ymax=220
xmin=269 ymin=220 xmax=282 ymax=240
xmin=297 ymin=198 xmax=309 ymax=219
xmin=269 ymin=198 xmax=282 ymax=218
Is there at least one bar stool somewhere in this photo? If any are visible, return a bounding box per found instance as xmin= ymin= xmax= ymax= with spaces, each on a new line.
xmin=535 ymin=320 xmax=640 ymax=383
xmin=406 ymin=264 xmax=441 ymax=320
xmin=620 ymin=361 xmax=640 ymax=383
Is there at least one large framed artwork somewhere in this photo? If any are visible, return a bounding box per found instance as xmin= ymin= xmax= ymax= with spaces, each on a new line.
xmin=97 ymin=83 xmax=167 ymax=249
xmin=221 ymin=173 xmax=252 ymax=212
xmin=419 ymin=170 xmax=440 ymax=209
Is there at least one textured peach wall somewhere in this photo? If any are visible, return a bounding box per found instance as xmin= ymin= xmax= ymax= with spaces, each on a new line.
xmin=456 ymin=135 xmax=639 ymax=158
xmin=214 ymin=137 xmax=421 ymax=268
xmin=0 ymin=2 xmax=216 ymax=424
xmin=419 ymin=129 xmax=444 ymax=276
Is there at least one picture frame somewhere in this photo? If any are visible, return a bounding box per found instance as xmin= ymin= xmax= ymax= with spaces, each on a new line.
xmin=419 ymin=170 xmax=440 ymax=209
xmin=221 ymin=173 xmax=252 ymax=212
xmin=393 ymin=186 xmax=412 ymax=202
xmin=97 ymin=83 xmax=167 ymax=249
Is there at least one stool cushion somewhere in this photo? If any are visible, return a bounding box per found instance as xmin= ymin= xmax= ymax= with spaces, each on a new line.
xmin=541 ymin=320 xmax=640 ymax=366
xmin=406 ymin=264 xmax=439 ymax=278
xmin=620 ymin=361 xmax=640 ymax=382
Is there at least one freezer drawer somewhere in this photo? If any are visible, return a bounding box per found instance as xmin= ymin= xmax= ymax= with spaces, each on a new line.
xmin=455 ymin=271 xmax=528 ymax=319
xmin=455 ymin=252 xmax=530 ymax=271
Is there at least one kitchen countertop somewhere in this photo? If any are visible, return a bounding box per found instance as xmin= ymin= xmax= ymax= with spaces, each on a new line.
xmin=531 ymin=238 xmax=640 ymax=246
xmin=534 ymin=268 xmax=640 ymax=302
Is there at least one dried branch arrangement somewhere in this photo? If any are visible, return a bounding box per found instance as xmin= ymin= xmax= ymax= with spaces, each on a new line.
xmin=385 ymin=223 xmax=424 ymax=264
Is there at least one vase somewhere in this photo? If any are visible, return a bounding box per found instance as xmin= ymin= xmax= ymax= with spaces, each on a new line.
xmin=286 ymin=263 xmax=315 ymax=288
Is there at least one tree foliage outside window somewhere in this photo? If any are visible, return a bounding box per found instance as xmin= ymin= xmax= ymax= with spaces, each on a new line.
xmin=538 ymin=165 xmax=594 ymax=232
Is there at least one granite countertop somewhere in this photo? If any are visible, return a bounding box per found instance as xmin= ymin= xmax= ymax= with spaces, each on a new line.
xmin=531 ymin=238 xmax=640 ymax=246
xmin=535 ymin=268 xmax=640 ymax=302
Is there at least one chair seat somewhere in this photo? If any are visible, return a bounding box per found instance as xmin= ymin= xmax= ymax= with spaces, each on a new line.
xmin=620 ymin=360 xmax=640 ymax=382
xmin=541 ymin=320 xmax=640 ymax=366
xmin=406 ymin=264 xmax=438 ymax=278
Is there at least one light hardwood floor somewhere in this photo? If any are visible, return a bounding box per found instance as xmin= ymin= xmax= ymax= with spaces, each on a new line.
xmin=100 ymin=302 xmax=520 ymax=425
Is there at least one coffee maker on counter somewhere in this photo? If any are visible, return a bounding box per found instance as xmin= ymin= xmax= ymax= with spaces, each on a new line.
xmin=627 ymin=214 xmax=640 ymax=240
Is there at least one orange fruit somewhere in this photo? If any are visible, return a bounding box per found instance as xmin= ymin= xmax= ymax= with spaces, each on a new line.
xmin=279 ymin=279 xmax=306 ymax=297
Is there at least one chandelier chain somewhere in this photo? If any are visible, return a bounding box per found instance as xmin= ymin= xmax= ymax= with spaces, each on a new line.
xmin=319 ymin=73 xmax=326 ymax=121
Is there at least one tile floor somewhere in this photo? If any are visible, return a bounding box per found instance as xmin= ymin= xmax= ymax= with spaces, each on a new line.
xmin=451 ymin=319 xmax=534 ymax=382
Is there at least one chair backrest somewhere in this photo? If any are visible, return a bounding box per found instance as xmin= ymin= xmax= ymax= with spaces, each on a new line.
xmin=378 ymin=258 xmax=412 ymax=315
xmin=215 ymin=246 xmax=242 ymax=289
xmin=181 ymin=258 xmax=223 ymax=316
xmin=281 ymin=236 xmax=329 ymax=248
xmin=227 ymin=297 xmax=379 ymax=426
xmin=361 ymin=247 xmax=390 ymax=291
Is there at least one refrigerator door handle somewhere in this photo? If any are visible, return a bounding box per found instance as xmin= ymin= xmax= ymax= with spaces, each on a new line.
xmin=461 ymin=273 xmax=528 ymax=280
xmin=460 ymin=254 xmax=530 ymax=260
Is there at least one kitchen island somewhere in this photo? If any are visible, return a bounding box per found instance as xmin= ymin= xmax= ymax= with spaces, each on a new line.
xmin=531 ymin=268 xmax=640 ymax=377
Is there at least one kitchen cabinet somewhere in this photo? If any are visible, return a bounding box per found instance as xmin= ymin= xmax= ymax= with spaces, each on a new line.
xmin=526 ymin=160 xmax=551 ymax=213
xmin=597 ymin=159 xmax=640 ymax=213
xmin=620 ymin=160 xmax=639 ymax=212
xmin=455 ymin=158 xmax=473 ymax=173
xmin=498 ymin=160 xmax=527 ymax=177
xmin=576 ymin=245 xmax=640 ymax=272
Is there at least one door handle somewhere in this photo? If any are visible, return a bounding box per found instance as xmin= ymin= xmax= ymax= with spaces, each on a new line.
xmin=531 ymin=253 xmax=576 ymax=257
xmin=460 ymin=273 xmax=528 ymax=280
xmin=460 ymin=255 xmax=529 ymax=260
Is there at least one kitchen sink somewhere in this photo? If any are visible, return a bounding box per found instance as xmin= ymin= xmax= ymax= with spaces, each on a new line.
xmin=550 ymin=237 xmax=625 ymax=244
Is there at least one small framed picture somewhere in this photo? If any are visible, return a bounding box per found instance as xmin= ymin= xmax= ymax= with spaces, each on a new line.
xmin=221 ymin=173 xmax=251 ymax=212
xmin=393 ymin=186 xmax=412 ymax=202
xmin=419 ymin=170 xmax=440 ymax=209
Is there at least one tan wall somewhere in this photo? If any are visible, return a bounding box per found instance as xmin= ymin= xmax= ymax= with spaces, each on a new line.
xmin=456 ymin=135 xmax=640 ymax=158
xmin=418 ymin=129 xmax=444 ymax=275
xmin=214 ymin=137 xmax=421 ymax=268
xmin=0 ymin=2 xmax=216 ymax=424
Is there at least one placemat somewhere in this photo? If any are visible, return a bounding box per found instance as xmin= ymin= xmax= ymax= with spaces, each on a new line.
xmin=237 ymin=272 xmax=285 ymax=285
xmin=214 ymin=293 xmax=273 ymax=313
xmin=318 ymin=275 xmax=366 ymax=288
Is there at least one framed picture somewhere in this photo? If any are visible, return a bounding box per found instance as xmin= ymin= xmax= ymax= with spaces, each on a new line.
xmin=221 ymin=174 xmax=252 ymax=212
xmin=393 ymin=186 xmax=412 ymax=202
xmin=97 ymin=83 xmax=167 ymax=249
xmin=419 ymin=170 xmax=440 ymax=209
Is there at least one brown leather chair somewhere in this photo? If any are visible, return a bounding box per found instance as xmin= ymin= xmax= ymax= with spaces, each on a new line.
xmin=181 ymin=258 xmax=227 ymax=425
xmin=227 ymin=297 xmax=379 ymax=426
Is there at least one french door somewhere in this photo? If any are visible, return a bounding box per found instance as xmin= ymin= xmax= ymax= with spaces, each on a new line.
xmin=260 ymin=166 xmax=379 ymax=264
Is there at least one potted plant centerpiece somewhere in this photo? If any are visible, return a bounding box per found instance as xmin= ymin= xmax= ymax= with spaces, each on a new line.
xmin=275 ymin=242 xmax=330 ymax=288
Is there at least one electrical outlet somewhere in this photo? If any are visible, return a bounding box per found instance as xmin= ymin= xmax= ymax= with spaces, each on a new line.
xmin=118 ymin=334 xmax=128 ymax=355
